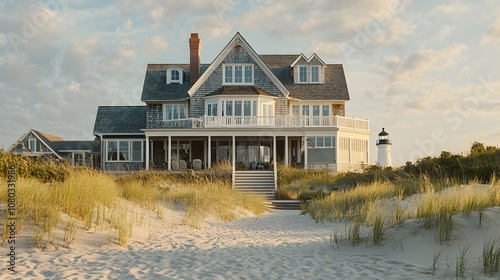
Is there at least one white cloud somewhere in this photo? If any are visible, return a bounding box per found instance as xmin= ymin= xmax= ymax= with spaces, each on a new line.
xmin=192 ymin=15 xmax=232 ymax=41
xmin=123 ymin=19 xmax=132 ymax=30
xmin=481 ymin=17 xmax=500 ymax=46
xmin=381 ymin=43 xmax=468 ymax=85
xmin=144 ymin=36 xmax=168 ymax=58
xmin=430 ymin=4 xmax=470 ymax=15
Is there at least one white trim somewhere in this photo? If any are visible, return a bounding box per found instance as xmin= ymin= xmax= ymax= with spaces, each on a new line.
xmin=59 ymin=150 xmax=91 ymax=153
xmin=291 ymin=53 xmax=327 ymax=67
xmin=167 ymin=66 xmax=183 ymax=84
xmin=30 ymin=130 xmax=63 ymax=159
xmin=163 ymin=103 xmax=187 ymax=121
xmin=187 ymin=32 xmax=289 ymax=97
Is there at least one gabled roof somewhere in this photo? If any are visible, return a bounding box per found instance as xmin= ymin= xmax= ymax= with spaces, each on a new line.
xmin=141 ymin=64 xmax=210 ymax=102
xmin=290 ymin=53 xmax=327 ymax=67
xmin=93 ymin=106 xmax=146 ymax=135
xmin=205 ymin=86 xmax=275 ymax=97
xmin=31 ymin=130 xmax=64 ymax=159
xmin=259 ymin=55 xmax=350 ymax=101
xmin=187 ymin=32 xmax=290 ymax=97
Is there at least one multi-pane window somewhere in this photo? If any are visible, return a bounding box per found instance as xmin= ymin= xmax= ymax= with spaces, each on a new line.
xmin=307 ymin=137 xmax=336 ymax=148
xmin=107 ymin=140 xmax=143 ymax=162
xmin=299 ymin=66 xmax=307 ymax=83
xmin=311 ymin=66 xmax=319 ymax=83
xmin=322 ymin=105 xmax=330 ymax=116
xmin=312 ymin=105 xmax=320 ymax=116
xmin=207 ymin=103 xmax=218 ymax=116
xmin=225 ymin=66 xmax=233 ymax=83
xmin=171 ymin=70 xmax=180 ymax=82
xmin=302 ymin=105 xmax=309 ymax=116
xmin=234 ymin=101 xmax=242 ymax=116
xmin=164 ymin=104 xmax=186 ymax=120
xmin=245 ymin=66 xmax=252 ymax=83
xmin=223 ymin=64 xmax=253 ymax=84
xmin=235 ymin=66 xmax=243 ymax=83
xmin=244 ymin=101 xmax=251 ymax=116
xmin=292 ymin=105 xmax=300 ymax=116
xmin=225 ymin=101 xmax=233 ymax=116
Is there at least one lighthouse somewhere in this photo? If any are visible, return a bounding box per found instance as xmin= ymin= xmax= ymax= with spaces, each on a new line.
xmin=376 ymin=128 xmax=392 ymax=167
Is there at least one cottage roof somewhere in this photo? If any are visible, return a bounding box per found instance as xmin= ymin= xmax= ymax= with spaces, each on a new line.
xmin=93 ymin=106 xmax=146 ymax=135
xmin=259 ymin=55 xmax=350 ymax=101
xmin=141 ymin=64 xmax=210 ymax=102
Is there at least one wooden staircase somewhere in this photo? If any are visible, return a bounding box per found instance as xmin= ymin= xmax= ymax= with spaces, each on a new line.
xmin=233 ymin=170 xmax=276 ymax=200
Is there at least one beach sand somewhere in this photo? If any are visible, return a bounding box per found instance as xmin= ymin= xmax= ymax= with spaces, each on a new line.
xmin=2 ymin=206 xmax=500 ymax=279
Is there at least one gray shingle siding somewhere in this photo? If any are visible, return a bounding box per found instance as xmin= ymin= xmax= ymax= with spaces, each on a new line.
xmin=191 ymin=46 xmax=286 ymax=118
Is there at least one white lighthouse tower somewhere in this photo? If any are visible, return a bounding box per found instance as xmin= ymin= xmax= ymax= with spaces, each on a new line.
xmin=376 ymin=128 xmax=392 ymax=167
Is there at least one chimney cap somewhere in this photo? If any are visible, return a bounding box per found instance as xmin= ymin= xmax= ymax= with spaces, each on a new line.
xmin=190 ymin=33 xmax=199 ymax=38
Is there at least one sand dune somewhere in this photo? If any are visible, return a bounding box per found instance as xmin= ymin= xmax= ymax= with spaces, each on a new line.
xmin=3 ymin=206 xmax=500 ymax=279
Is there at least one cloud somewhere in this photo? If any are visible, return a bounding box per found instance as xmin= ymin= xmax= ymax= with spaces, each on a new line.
xmin=144 ymin=36 xmax=168 ymax=58
xmin=430 ymin=4 xmax=470 ymax=15
xmin=192 ymin=15 xmax=232 ymax=41
xmin=123 ymin=19 xmax=132 ymax=30
xmin=61 ymin=33 xmax=101 ymax=80
xmin=481 ymin=17 xmax=500 ymax=46
xmin=381 ymin=43 xmax=468 ymax=86
xmin=101 ymin=40 xmax=136 ymax=74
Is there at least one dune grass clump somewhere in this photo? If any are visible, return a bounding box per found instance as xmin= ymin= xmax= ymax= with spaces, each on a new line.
xmin=165 ymin=181 xmax=267 ymax=229
xmin=306 ymin=180 xmax=396 ymax=223
xmin=483 ymin=236 xmax=500 ymax=275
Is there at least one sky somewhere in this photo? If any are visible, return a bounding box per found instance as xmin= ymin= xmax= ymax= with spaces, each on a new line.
xmin=0 ymin=0 xmax=499 ymax=166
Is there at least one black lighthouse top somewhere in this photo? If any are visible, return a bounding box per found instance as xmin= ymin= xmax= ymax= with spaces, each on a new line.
xmin=376 ymin=128 xmax=391 ymax=145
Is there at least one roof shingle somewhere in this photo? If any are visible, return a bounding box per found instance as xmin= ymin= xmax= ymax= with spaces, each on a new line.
xmin=93 ymin=106 xmax=146 ymax=135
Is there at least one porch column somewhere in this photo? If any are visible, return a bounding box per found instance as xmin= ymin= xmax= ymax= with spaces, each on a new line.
xmin=207 ymin=136 xmax=212 ymax=169
xmin=284 ymin=136 xmax=289 ymax=167
xmin=273 ymin=135 xmax=277 ymax=169
xmin=145 ymin=136 xmax=150 ymax=170
xmin=168 ymin=136 xmax=172 ymax=171
xmin=232 ymin=136 xmax=236 ymax=188
xmin=304 ymin=136 xmax=308 ymax=170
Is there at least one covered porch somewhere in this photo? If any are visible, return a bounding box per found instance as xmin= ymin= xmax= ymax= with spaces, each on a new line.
xmin=145 ymin=135 xmax=306 ymax=171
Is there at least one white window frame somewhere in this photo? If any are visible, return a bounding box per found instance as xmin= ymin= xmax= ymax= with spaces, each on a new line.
xmin=73 ymin=153 xmax=85 ymax=166
xmin=206 ymin=101 xmax=219 ymax=116
xmin=167 ymin=67 xmax=183 ymax=84
xmin=28 ymin=139 xmax=39 ymax=152
xmin=309 ymin=137 xmax=336 ymax=149
xmin=222 ymin=64 xmax=254 ymax=85
xmin=106 ymin=140 xmax=144 ymax=162
xmin=299 ymin=66 xmax=308 ymax=83
xmin=163 ymin=104 xmax=186 ymax=121
xmin=311 ymin=66 xmax=320 ymax=83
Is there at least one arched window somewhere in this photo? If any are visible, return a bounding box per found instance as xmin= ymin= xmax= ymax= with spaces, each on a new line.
xmin=167 ymin=67 xmax=183 ymax=84
xmin=171 ymin=70 xmax=179 ymax=81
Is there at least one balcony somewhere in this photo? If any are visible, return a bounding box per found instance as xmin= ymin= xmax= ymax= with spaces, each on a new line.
xmin=157 ymin=115 xmax=369 ymax=131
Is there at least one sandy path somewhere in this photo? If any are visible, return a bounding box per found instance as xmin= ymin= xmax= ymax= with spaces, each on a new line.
xmin=3 ymin=210 xmax=431 ymax=280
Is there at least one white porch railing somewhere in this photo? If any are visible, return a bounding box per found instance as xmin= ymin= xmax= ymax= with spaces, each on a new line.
xmin=203 ymin=115 xmax=369 ymax=131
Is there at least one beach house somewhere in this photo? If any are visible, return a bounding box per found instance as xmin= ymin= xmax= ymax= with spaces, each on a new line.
xmin=93 ymin=33 xmax=372 ymax=190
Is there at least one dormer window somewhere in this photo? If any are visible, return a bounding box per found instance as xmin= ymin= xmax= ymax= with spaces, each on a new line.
xmin=167 ymin=67 xmax=183 ymax=84
xmin=299 ymin=66 xmax=307 ymax=83
xmin=171 ymin=70 xmax=179 ymax=82
xmin=311 ymin=66 xmax=319 ymax=83
xmin=223 ymin=64 xmax=253 ymax=85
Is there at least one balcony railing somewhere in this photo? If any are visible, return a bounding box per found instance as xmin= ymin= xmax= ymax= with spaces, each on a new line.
xmin=159 ymin=116 xmax=369 ymax=131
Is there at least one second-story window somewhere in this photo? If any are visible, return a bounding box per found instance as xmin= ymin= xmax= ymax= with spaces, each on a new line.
xmin=311 ymin=66 xmax=319 ymax=83
xmin=171 ymin=70 xmax=180 ymax=82
xmin=164 ymin=104 xmax=186 ymax=120
xmin=299 ymin=66 xmax=307 ymax=83
xmin=223 ymin=64 xmax=253 ymax=85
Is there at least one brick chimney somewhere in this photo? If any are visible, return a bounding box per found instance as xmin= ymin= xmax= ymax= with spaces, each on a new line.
xmin=189 ymin=33 xmax=202 ymax=85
